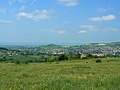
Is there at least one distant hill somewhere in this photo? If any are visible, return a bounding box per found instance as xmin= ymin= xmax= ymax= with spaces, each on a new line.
xmin=37 ymin=44 xmax=62 ymax=49
xmin=0 ymin=47 xmax=8 ymax=50
xmin=45 ymin=44 xmax=61 ymax=47
xmin=86 ymin=42 xmax=120 ymax=46
xmin=108 ymin=42 xmax=120 ymax=46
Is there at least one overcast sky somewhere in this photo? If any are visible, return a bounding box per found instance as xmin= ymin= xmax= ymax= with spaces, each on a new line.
xmin=0 ymin=0 xmax=120 ymax=45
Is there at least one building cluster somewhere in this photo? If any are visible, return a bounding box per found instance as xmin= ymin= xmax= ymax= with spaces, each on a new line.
xmin=0 ymin=43 xmax=120 ymax=58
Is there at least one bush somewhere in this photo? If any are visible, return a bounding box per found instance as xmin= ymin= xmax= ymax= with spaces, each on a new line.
xmin=47 ymin=56 xmax=58 ymax=62
xmin=58 ymin=54 xmax=69 ymax=61
xmin=86 ymin=53 xmax=93 ymax=59
xmin=14 ymin=60 xmax=21 ymax=64
xmin=14 ymin=60 xmax=30 ymax=64
xmin=95 ymin=59 xmax=102 ymax=63
xmin=24 ymin=61 xmax=29 ymax=64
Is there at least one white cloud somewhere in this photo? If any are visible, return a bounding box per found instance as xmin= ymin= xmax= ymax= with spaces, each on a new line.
xmin=31 ymin=0 xmax=37 ymax=4
xmin=102 ymin=27 xmax=118 ymax=32
xmin=89 ymin=15 xmax=116 ymax=21
xmin=16 ymin=9 xmax=51 ymax=21
xmin=8 ymin=0 xmax=37 ymax=5
xmin=80 ymin=25 xmax=98 ymax=31
xmin=48 ymin=29 xmax=66 ymax=34
xmin=8 ymin=0 xmax=26 ymax=5
xmin=79 ymin=24 xmax=118 ymax=33
xmin=63 ymin=21 xmax=69 ymax=24
xmin=78 ymin=30 xmax=87 ymax=34
xmin=0 ymin=20 xmax=13 ymax=24
xmin=39 ymin=29 xmax=66 ymax=34
xmin=96 ymin=7 xmax=107 ymax=13
xmin=57 ymin=0 xmax=79 ymax=7
xmin=58 ymin=30 xmax=66 ymax=34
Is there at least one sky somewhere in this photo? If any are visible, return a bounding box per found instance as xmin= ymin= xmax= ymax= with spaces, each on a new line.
xmin=0 ymin=0 xmax=120 ymax=45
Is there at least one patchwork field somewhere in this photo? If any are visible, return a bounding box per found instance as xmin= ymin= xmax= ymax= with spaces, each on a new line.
xmin=0 ymin=58 xmax=120 ymax=90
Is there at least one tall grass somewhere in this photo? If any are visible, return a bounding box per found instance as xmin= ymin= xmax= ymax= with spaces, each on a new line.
xmin=0 ymin=58 xmax=120 ymax=90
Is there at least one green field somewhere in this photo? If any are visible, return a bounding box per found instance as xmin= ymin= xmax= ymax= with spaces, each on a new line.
xmin=0 ymin=58 xmax=120 ymax=90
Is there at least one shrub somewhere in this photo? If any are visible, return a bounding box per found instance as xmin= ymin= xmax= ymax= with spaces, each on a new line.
xmin=47 ymin=56 xmax=58 ymax=62
xmin=95 ymin=59 xmax=102 ymax=63
xmin=86 ymin=53 xmax=93 ymax=59
xmin=14 ymin=60 xmax=21 ymax=64
xmin=58 ymin=54 xmax=69 ymax=61
xmin=24 ymin=61 xmax=29 ymax=64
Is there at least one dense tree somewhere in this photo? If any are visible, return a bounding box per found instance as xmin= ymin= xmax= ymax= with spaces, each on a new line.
xmin=58 ymin=54 xmax=69 ymax=61
xmin=75 ymin=52 xmax=81 ymax=59
xmin=86 ymin=53 xmax=93 ymax=59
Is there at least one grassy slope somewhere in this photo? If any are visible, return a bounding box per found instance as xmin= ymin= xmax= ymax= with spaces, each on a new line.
xmin=0 ymin=58 xmax=120 ymax=90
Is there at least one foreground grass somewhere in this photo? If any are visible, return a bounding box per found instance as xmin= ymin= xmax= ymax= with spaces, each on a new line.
xmin=0 ymin=58 xmax=120 ymax=90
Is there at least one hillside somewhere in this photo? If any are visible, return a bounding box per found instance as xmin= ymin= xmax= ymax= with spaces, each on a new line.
xmin=0 ymin=42 xmax=120 ymax=63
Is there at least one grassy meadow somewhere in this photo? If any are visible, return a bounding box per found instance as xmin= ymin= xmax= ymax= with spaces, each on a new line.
xmin=0 ymin=58 xmax=120 ymax=90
